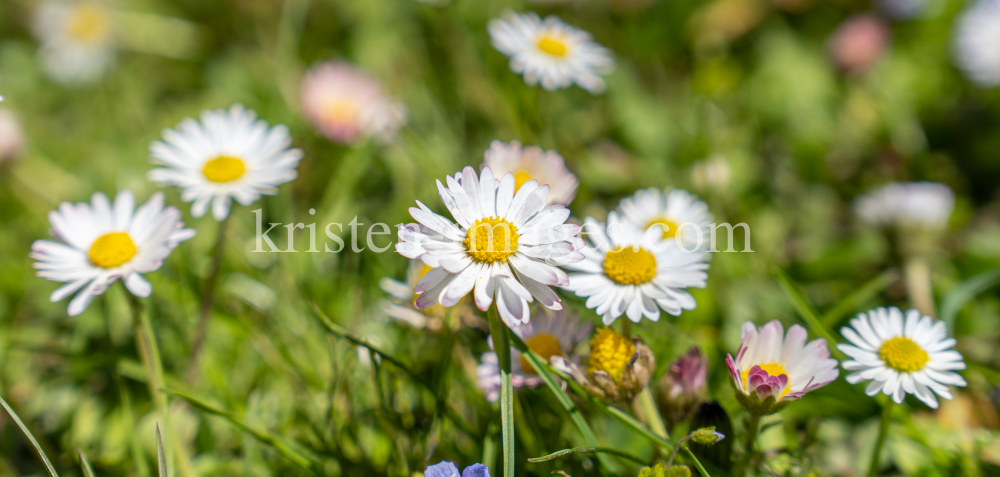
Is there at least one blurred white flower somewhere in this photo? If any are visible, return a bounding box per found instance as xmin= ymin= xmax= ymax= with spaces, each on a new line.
xmin=476 ymin=308 xmax=591 ymax=401
xmin=854 ymin=181 xmax=954 ymax=231
xmin=395 ymin=166 xmax=585 ymax=327
xmin=481 ymin=140 xmax=578 ymax=206
xmin=0 ymin=108 xmax=26 ymax=163
xmin=148 ymin=104 xmax=304 ymax=221
xmin=562 ymin=213 xmax=708 ymax=325
xmin=839 ymin=307 xmax=966 ymax=408
xmin=954 ymin=0 xmax=1000 ymax=88
xmin=617 ymin=187 xmax=713 ymax=250
xmin=300 ymin=61 xmax=406 ymax=144
xmin=726 ymin=321 xmax=839 ymax=415
xmin=690 ymin=156 xmax=732 ymax=191
xmin=33 ymin=0 xmax=115 ymax=85
xmin=31 ymin=191 xmax=194 ymax=316
xmin=488 ymin=11 xmax=614 ymax=94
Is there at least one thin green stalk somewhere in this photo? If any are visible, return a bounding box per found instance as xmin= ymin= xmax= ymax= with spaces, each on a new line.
xmin=637 ymin=387 xmax=670 ymax=443
xmin=684 ymin=447 xmax=712 ymax=477
xmin=187 ymin=214 xmax=229 ymax=381
xmin=772 ymin=267 xmax=846 ymax=361
xmin=0 ymin=395 xmax=59 ymax=477
xmin=528 ymin=446 xmax=648 ymax=466
xmin=737 ymin=413 xmax=761 ymax=476
xmin=869 ymin=401 xmax=893 ymax=477
xmin=487 ymin=307 xmax=515 ymax=477
xmin=126 ymin=289 xmax=174 ymax=476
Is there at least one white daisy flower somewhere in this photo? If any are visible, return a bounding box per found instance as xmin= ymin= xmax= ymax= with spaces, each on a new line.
xmin=616 ymin=187 xmax=713 ymax=250
xmin=488 ymin=11 xmax=614 ymax=94
xmin=481 ymin=140 xmax=578 ymax=206
xmin=300 ymin=60 xmax=406 ymax=144
xmin=562 ymin=213 xmax=708 ymax=325
xmin=725 ymin=321 xmax=839 ymax=414
xmin=954 ymin=0 xmax=1000 ymax=88
xmin=395 ymin=165 xmax=585 ymax=327
xmin=31 ymin=190 xmax=195 ymax=316
xmin=33 ymin=0 xmax=115 ymax=85
xmin=148 ymin=104 xmax=304 ymax=221
xmin=854 ymin=181 xmax=954 ymax=231
xmin=477 ymin=308 xmax=591 ymax=402
xmin=838 ymin=307 xmax=966 ymax=409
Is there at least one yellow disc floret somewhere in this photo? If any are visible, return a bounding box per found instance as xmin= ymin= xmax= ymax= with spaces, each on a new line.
xmin=646 ymin=217 xmax=680 ymax=239
xmin=202 ymin=156 xmax=246 ymax=183
xmin=319 ymin=98 xmax=360 ymax=126
xmin=741 ymin=362 xmax=790 ymax=397
xmin=603 ymin=246 xmax=657 ymax=285
xmin=68 ymin=2 xmax=110 ymax=44
xmin=513 ymin=170 xmax=533 ymax=191
xmin=879 ymin=337 xmax=929 ymax=373
xmin=88 ymin=232 xmax=137 ymax=268
xmin=588 ymin=328 xmax=634 ymax=382
xmin=519 ymin=333 xmax=562 ymax=375
xmin=464 ymin=216 xmax=519 ymax=263
xmin=537 ymin=36 xmax=569 ymax=57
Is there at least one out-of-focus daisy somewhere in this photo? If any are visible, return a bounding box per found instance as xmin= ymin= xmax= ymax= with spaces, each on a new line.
xmin=725 ymin=321 xmax=839 ymax=415
xmin=31 ymin=191 xmax=195 ymax=316
xmin=552 ymin=327 xmax=654 ymax=402
xmin=616 ymin=187 xmax=713 ymax=249
xmin=562 ymin=213 xmax=708 ymax=325
xmin=148 ymin=104 xmax=303 ymax=221
xmin=690 ymin=155 xmax=732 ymax=192
xmin=476 ymin=308 xmax=592 ymax=401
xmin=488 ymin=11 xmax=614 ymax=94
xmin=0 ymin=108 xmax=25 ymax=164
xmin=854 ymin=181 xmax=954 ymax=231
xmin=396 ymin=166 xmax=585 ymax=326
xmin=839 ymin=307 xmax=966 ymax=408
xmin=425 ymin=461 xmax=490 ymax=477
xmin=300 ymin=60 xmax=406 ymax=144
xmin=379 ymin=259 xmax=478 ymax=331
xmin=954 ymin=0 xmax=1000 ymax=88
xmin=481 ymin=140 xmax=578 ymax=206
xmin=828 ymin=15 xmax=890 ymax=75
xmin=33 ymin=0 xmax=115 ymax=84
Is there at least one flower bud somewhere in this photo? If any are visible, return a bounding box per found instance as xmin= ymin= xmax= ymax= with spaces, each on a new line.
xmin=689 ymin=401 xmax=734 ymax=471
xmin=552 ymin=328 xmax=655 ymax=403
xmin=690 ymin=427 xmax=726 ymax=446
xmin=657 ymin=346 xmax=708 ymax=427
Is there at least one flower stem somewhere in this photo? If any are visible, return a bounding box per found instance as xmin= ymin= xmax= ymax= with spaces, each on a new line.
xmin=637 ymin=386 xmax=670 ymax=445
xmin=665 ymin=435 xmax=693 ymax=467
xmin=904 ymin=256 xmax=936 ymax=317
xmin=187 ymin=214 xmax=230 ymax=381
xmin=487 ymin=307 xmax=515 ymax=477
xmin=868 ymin=400 xmax=893 ymax=477
xmin=737 ymin=413 xmax=761 ymax=476
xmin=126 ymin=289 xmax=172 ymax=475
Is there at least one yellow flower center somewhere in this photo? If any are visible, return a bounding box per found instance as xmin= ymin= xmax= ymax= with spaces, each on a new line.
xmin=537 ymin=36 xmax=568 ymax=57
xmin=588 ymin=328 xmax=634 ymax=382
xmin=319 ymin=98 xmax=360 ymax=126
xmin=513 ymin=170 xmax=533 ymax=191
xmin=740 ymin=362 xmax=790 ymax=397
xmin=68 ymin=2 xmax=110 ymax=44
xmin=88 ymin=232 xmax=136 ymax=268
xmin=603 ymin=246 xmax=657 ymax=285
xmin=464 ymin=216 xmax=519 ymax=263
xmin=879 ymin=337 xmax=929 ymax=373
xmin=202 ymin=155 xmax=246 ymax=183
xmin=519 ymin=333 xmax=562 ymax=375
xmin=646 ymin=217 xmax=680 ymax=239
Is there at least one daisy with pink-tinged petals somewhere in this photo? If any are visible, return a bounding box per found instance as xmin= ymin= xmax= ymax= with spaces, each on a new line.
xmin=481 ymin=140 xmax=578 ymax=206
xmin=726 ymin=320 xmax=839 ymax=415
xmin=395 ymin=165 xmax=585 ymax=327
xmin=300 ymin=60 xmax=406 ymax=144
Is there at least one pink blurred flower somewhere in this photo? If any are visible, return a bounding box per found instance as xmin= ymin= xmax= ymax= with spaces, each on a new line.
xmin=828 ymin=15 xmax=890 ymax=74
xmin=658 ymin=347 xmax=708 ymax=427
xmin=300 ymin=60 xmax=406 ymax=144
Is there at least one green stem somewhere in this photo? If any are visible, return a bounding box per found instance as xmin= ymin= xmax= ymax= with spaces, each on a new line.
xmin=737 ymin=413 xmax=761 ymax=476
xmin=187 ymin=214 xmax=229 ymax=382
xmin=868 ymin=400 xmax=893 ymax=477
xmin=126 ymin=290 xmax=173 ymax=476
xmin=487 ymin=307 xmax=515 ymax=477
xmin=637 ymin=386 xmax=670 ymax=444
xmin=666 ymin=435 xmax=693 ymax=467
xmin=528 ymin=446 xmax=648 ymax=466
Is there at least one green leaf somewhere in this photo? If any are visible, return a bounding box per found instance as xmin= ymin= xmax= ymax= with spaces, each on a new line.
xmin=487 ymin=307 xmax=515 ymax=477
xmin=156 ymin=424 xmax=168 ymax=477
xmin=684 ymin=447 xmax=712 ymax=477
xmin=528 ymin=446 xmax=648 ymax=465
xmin=77 ymin=449 xmax=96 ymax=477
xmin=0 ymin=395 xmax=60 ymax=477
xmin=939 ymin=267 xmax=1000 ymax=332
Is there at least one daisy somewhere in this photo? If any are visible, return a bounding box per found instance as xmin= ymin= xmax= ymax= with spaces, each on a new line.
xmin=552 ymin=326 xmax=655 ymax=402
xmin=487 ymin=11 xmax=614 ymax=94
xmin=476 ymin=308 xmax=592 ymax=401
xmin=562 ymin=213 xmax=709 ymax=325
xmin=31 ymin=190 xmax=195 ymax=316
xmin=854 ymin=181 xmax=954 ymax=231
xmin=616 ymin=187 xmax=713 ymax=250
xmin=725 ymin=321 xmax=839 ymax=414
xmin=300 ymin=60 xmax=406 ymax=144
xmin=425 ymin=461 xmax=489 ymax=477
xmin=839 ymin=307 xmax=966 ymax=408
xmin=481 ymin=140 xmax=578 ymax=206
xmin=954 ymin=0 xmax=1000 ymax=88
xmin=394 ymin=165 xmax=585 ymax=327
xmin=33 ymin=0 xmax=115 ymax=85
xmin=148 ymin=104 xmax=304 ymax=221
xmin=379 ymin=259 xmax=472 ymax=331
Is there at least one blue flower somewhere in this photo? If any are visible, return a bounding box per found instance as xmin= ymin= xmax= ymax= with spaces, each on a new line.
xmin=425 ymin=461 xmax=490 ymax=477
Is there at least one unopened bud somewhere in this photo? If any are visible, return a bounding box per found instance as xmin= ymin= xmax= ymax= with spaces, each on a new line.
xmin=690 ymin=427 xmax=726 ymax=445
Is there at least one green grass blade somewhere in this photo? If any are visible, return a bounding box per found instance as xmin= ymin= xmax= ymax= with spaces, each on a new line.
xmin=0 ymin=396 xmax=60 ymax=477
xmin=77 ymin=449 xmax=96 ymax=477
xmin=820 ymin=269 xmax=898 ymax=327
xmin=684 ymin=447 xmax=712 ymax=477
xmin=156 ymin=424 xmax=168 ymax=477
xmin=528 ymin=446 xmax=648 ymax=465
xmin=940 ymin=267 xmax=1000 ymax=332
xmin=487 ymin=307 xmax=515 ymax=477
xmin=772 ymin=266 xmax=846 ymax=360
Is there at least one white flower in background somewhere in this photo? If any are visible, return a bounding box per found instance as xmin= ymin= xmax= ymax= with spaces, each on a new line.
xmin=488 ymin=11 xmax=614 ymax=94
xmin=395 ymin=166 xmax=585 ymax=327
xmin=839 ymin=307 xmax=966 ymax=408
xmin=0 ymin=108 xmax=26 ymax=163
xmin=854 ymin=181 xmax=954 ymax=231
xmin=481 ymin=140 xmax=578 ymax=206
xmin=31 ymin=191 xmax=194 ymax=316
xmin=300 ymin=60 xmax=406 ymax=144
xmin=33 ymin=0 xmax=115 ymax=85
xmin=690 ymin=155 xmax=732 ymax=191
xmin=616 ymin=187 xmax=713 ymax=250
xmin=954 ymin=0 xmax=1000 ymax=88
xmin=562 ymin=213 xmax=709 ymax=325
xmin=380 ymin=259 xmax=478 ymax=331
xmin=477 ymin=308 xmax=591 ymax=401
xmin=725 ymin=321 xmax=839 ymax=414
xmin=148 ymin=104 xmax=303 ymax=221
